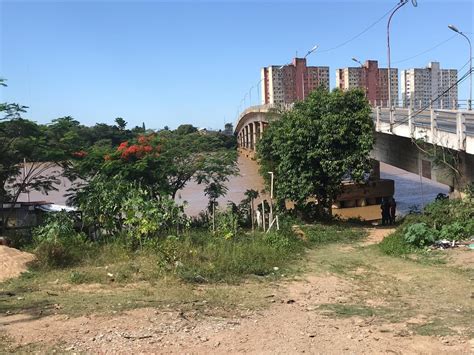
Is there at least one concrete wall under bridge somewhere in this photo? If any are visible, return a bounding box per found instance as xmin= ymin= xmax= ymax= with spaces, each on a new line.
xmin=372 ymin=132 xmax=474 ymax=193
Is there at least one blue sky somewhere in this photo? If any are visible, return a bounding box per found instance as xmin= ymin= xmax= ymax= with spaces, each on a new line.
xmin=1 ymin=0 xmax=472 ymax=130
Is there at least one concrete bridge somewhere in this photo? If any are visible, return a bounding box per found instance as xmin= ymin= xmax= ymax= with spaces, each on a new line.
xmin=235 ymin=104 xmax=474 ymax=191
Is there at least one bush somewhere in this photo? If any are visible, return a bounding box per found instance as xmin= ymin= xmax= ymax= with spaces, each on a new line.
xmin=33 ymin=211 xmax=89 ymax=268
xmin=403 ymin=223 xmax=438 ymax=247
xmin=154 ymin=230 xmax=304 ymax=283
xmin=379 ymin=231 xmax=413 ymax=256
xmin=439 ymin=222 xmax=466 ymax=241
xmin=213 ymin=210 xmax=239 ymax=240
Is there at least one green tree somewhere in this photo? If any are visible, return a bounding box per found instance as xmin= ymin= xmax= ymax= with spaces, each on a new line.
xmin=0 ymin=82 xmax=66 ymax=231
xmin=257 ymin=88 xmax=374 ymax=217
xmin=114 ymin=117 xmax=127 ymax=131
xmin=175 ymin=124 xmax=197 ymax=135
xmin=244 ymin=189 xmax=259 ymax=231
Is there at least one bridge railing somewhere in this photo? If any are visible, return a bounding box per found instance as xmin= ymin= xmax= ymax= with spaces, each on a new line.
xmin=372 ymin=107 xmax=474 ymax=154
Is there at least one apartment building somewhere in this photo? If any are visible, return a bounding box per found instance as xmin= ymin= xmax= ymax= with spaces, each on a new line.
xmin=401 ymin=62 xmax=458 ymax=109
xmin=261 ymin=58 xmax=329 ymax=105
xmin=336 ymin=60 xmax=398 ymax=107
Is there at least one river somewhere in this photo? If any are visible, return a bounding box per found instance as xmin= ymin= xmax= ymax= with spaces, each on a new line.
xmin=17 ymin=156 xmax=449 ymax=216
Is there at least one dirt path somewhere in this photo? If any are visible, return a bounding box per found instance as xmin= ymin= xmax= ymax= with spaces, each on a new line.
xmin=1 ymin=228 xmax=472 ymax=353
xmin=0 ymin=246 xmax=34 ymax=283
xmin=360 ymin=227 xmax=395 ymax=246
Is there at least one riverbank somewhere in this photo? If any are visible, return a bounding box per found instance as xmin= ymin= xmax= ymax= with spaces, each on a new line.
xmin=16 ymin=159 xmax=449 ymax=218
xmin=1 ymin=226 xmax=472 ymax=353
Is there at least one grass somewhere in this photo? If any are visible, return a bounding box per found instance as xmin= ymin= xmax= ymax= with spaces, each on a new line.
xmin=306 ymin=239 xmax=474 ymax=338
xmin=318 ymin=303 xmax=404 ymax=323
xmin=0 ymin=227 xmax=306 ymax=319
xmin=2 ymin=222 xmax=472 ymax=342
xmin=302 ymin=222 xmax=366 ymax=245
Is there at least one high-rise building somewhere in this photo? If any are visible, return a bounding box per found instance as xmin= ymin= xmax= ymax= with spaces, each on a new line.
xmin=261 ymin=58 xmax=329 ymax=105
xmin=336 ymin=60 xmax=398 ymax=107
xmin=401 ymin=62 xmax=458 ymax=109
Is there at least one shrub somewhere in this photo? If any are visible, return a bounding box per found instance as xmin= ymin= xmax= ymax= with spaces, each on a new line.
xmin=122 ymin=189 xmax=187 ymax=247
xmin=439 ymin=222 xmax=465 ymax=241
xmin=33 ymin=211 xmax=89 ymax=268
xmin=379 ymin=231 xmax=413 ymax=256
xmin=264 ymin=231 xmax=293 ymax=250
xmin=403 ymin=223 xmax=438 ymax=247
xmin=213 ymin=210 xmax=239 ymax=240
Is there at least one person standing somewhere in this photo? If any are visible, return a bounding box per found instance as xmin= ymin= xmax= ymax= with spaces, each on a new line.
xmin=380 ymin=198 xmax=390 ymax=226
xmin=389 ymin=198 xmax=397 ymax=225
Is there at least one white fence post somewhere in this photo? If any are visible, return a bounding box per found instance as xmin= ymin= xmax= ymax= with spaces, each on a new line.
xmin=376 ymin=106 xmax=381 ymax=131
xmin=430 ymin=109 xmax=437 ymax=145
xmin=456 ymin=111 xmax=466 ymax=151
xmin=408 ymin=107 xmax=413 ymax=136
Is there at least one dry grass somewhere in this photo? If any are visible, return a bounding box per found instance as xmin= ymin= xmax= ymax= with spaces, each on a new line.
xmin=306 ymin=241 xmax=474 ymax=337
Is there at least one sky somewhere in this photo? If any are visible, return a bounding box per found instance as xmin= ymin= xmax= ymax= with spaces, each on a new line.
xmin=1 ymin=0 xmax=472 ymax=130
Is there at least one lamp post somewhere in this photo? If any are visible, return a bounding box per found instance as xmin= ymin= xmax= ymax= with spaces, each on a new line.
xmin=301 ymin=45 xmax=318 ymax=99
xmin=387 ymin=0 xmax=417 ymax=122
xmin=448 ymin=24 xmax=472 ymax=110
xmin=351 ymin=57 xmax=363 ymax=67
xmin=352 ymin=57 xmax=369 ymax=102
xmin=279 ymin=44 xmax=318 ymax=101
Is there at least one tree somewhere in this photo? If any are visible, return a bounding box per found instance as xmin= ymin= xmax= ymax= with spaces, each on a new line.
xmin=257 ymin=88 xmax=374 ymax=217
xmin=176 ymin=124 xmax=197 ymax=135
xmin=115 ymin=117 xmax=127 ymax=131
xmin=195 ymin=151 xmax=239 ymax=231
xmin=70 ymin=130 xmax=239 ymax=203
xmin=0 ymin=82 xmax=65 ymax=232
xmin=243 ymin=189 xmax=259 ymax=232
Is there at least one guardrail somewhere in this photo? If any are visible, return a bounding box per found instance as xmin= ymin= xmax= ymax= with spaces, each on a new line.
xmin=371 ymin=107 xmax=474 ymax=154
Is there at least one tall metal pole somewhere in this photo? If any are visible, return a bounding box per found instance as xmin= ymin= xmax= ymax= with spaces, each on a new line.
xmin=387 ymin=1 xmax=408 ymax=121
xmin=449 ymin=25 xmax=472 ymax=110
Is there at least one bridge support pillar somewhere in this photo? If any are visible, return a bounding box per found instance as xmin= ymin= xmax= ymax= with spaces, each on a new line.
xmin=260 ymin=121 xmax=264 ymax=139
xmin=252 ymin=122 xmax=257 ymax=151
xmin=245 ymin=125 xmax=250 ymax=149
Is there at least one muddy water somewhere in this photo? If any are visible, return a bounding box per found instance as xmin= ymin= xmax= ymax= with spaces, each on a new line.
xmin=17 ymin=158 xmax=448 ymax=217
xmin=380 ymin=162 xmax=449 ymax=215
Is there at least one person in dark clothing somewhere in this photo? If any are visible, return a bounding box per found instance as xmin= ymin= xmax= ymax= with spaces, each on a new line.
xmin=389 ymin=198 xmax=397 ymax=225
xmin=380 ymin=198 xmax=390 ymax=226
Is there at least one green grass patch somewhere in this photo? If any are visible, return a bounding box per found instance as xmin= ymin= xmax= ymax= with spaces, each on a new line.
xmin=317 ymin=303 xmax=405 ymax=322
xmin=378 ymin=231 xmax=414 ymax=256
xmin=410 ymin=318 xmax=457 ymax=337
xmin=302 ymin=223 xmax=366 ymax=245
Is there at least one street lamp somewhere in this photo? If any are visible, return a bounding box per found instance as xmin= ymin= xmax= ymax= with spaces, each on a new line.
xmin=448 ymin=24 xmax=472 ymax=110
xmin=387 ymin=0 xmax=417 ymax=119
xmin=352 ymin=57 xmax=370 ymax=102
xmin=278 ymin=44 xmax=319 ymax=101
xmin=304 ymin=45 xmax=319 ymax=59
xmin=351 ymin=57 xmax=363 ymax=67
xmin=302 ymin=45 xmax=318 ymax=98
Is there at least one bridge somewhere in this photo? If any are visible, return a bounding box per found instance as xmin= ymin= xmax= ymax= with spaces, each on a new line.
xmin=235 ymin=105 xmax=474 ymax=192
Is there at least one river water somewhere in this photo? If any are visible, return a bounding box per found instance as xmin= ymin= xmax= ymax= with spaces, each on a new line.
xmin=17 ymin=156 xmax=449 ymax=217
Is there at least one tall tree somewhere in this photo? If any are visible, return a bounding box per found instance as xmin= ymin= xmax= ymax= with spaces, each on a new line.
xmin=257 ymin=88 xmax=374 ymax=217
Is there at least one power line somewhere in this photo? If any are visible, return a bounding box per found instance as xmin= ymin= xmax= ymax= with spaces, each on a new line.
xmin=389 ymin=64 xmax=472 ymax=130
xmin=390 ymin=35 xmax=457 ymax=65
xmin=318 ymin=3 xmax=398 ymax=53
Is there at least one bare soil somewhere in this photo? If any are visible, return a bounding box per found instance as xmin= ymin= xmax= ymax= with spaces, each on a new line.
xmin=0 ymin=246 xmax=34 ymax=282
xmin=1 ymin=228 xmax=473 ymax=354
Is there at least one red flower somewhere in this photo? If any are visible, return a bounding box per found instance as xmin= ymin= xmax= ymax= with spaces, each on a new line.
xmin=138 ymin=135 xmax=147 ymax=144
xmin=143 ymin=145 xmax=153 ymax=153
xmin=117 ymin=141 xmax=129 ymax=151
xmin=72 ymin=150 xmax=88 ymax=158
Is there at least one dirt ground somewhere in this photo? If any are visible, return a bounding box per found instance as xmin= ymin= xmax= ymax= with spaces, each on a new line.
xmin=0 ymin=245 xmax=34 ymax=283
xmin=1 ymin=228 xmax=473 ymax=354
